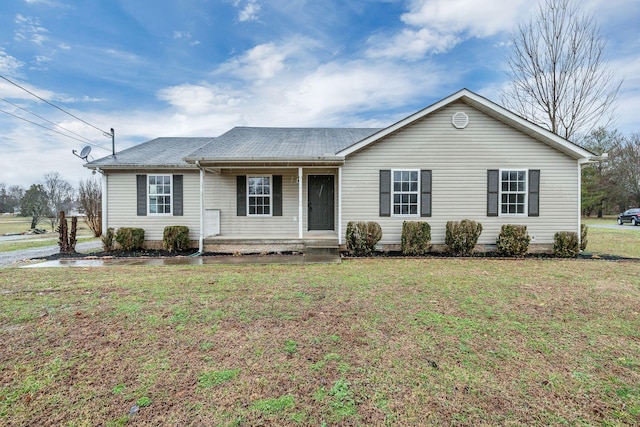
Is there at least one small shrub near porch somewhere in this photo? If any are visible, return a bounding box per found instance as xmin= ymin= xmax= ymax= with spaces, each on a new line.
xmin=401 ymin=221 xmax=432 ymax=256
xmin=346 ymin=221 xmax=382 ymax=256
xmin=163 ymin=226 xmax=191 ymax=252
xmin=114 ymin=227 xmax=145 ymax=251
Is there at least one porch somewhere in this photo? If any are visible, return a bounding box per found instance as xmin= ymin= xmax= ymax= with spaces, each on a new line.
xmin=202 ymin=232 xmax=340 ymax=255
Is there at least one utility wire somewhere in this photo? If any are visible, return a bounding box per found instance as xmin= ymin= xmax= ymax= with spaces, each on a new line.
xmin=0 ymin=73 xmax=113 ymax=137
xmin=0 ymin=97 xmax=109 ymax=149
xmin=0 ymin=107 xmax=110 ymax=150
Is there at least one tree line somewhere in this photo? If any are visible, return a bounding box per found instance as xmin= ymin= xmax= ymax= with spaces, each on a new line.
xmin=0 ymin=172 xmax=102 ymax=237
xmin=581 ymin=129 xmax=640 ymax=216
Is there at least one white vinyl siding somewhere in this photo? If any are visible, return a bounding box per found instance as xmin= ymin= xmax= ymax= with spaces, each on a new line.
xmin=341 ymin=101 xmax=580 ymax=246
xmin=105 ymin=171 xmax=200 ymax=242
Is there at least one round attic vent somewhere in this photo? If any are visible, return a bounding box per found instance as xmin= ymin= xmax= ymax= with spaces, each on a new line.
xmin=452 ymin=112 xmax=469 ymax=129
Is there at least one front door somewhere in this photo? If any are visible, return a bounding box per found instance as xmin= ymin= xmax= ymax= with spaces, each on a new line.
xmin=308 ymin=175 xmax=335 ymax=230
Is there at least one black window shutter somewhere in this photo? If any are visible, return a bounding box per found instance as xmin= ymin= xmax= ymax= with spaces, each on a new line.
xmin=528 ymin=169 xmax=540 ymax=217
xmin=379 ymin=170 xmax=391 ymax=217
xmin=237 ymin=176 xmax=247 ymax=216
xmin=136 ymin=174 xmax=147 ymax=216
xmin=487 ymin=170 xmax=499 ymax=217
xmin=420 ymin=170 xmax=432 ymax=217
xmin=173 ymin=175 xmax=183 ymax=216
xmin=272 ymin=175 xmax=282 ymax=216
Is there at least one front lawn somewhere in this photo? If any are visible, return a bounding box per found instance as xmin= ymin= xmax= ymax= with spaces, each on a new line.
xmin=1 ymin=259 xmax=638 ymax=425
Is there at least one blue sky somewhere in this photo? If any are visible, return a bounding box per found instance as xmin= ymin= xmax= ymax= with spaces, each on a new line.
xmin=1 ymin=0 xmax=639 ymax=188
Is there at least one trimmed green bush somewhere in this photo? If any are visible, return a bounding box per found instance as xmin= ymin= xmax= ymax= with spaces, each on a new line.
xmin=346 ymin=221 xmax=382 ymax=256
xmin=445 ymin=219 xmax=483 ymax=256
xmin=101 ymin=227 xmax=115 ymax=252
xmin=580 ymin=224 xmax=588 ymax=251
xmin=401 ymin=221 xmax=432 ymax=256
xmin=114 ymin=227 xmax=145 ymax=251
xmin=163 ymin=225 xmax=190 ymax=252
xmin=496 ymin=224 xmax=531 ymax=257
xmin=553 ymin=231 xmax=579 ymax=258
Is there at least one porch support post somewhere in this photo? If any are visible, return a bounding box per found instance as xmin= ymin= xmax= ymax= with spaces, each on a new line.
xmin=197 ymin=162 xmax=204 ymax=253
xmin=298 ymin=167 xmax=303 ymax=239
xmin=338 ymin=166 xmax=343 ymax=245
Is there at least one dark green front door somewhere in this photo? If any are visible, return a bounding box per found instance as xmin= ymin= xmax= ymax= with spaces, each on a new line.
xmin=308 ymin=175 xmax=335 ymax=230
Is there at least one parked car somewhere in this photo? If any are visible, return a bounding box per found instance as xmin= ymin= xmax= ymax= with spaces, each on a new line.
xmin=617 ymin=208 xmax=640 ymax=226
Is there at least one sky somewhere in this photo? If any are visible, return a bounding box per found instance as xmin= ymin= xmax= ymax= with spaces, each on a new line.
xmin=1 ymin=0 xmax=639 ymax=188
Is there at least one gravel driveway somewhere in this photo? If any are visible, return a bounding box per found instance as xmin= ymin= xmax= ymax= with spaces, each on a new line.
xmin=0 ymin=240 xmax=102 ymax=267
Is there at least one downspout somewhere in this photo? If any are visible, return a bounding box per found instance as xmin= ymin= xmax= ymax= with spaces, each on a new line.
xmin=577 ymin=154 xmax=607 ymax=251
xmin=338 ymin=166 xmax=343 ymax=245
xmin=195 ymin=161 xmax=204 ymax=255
xmin=96 ymin=167 xmax=107 ymax=236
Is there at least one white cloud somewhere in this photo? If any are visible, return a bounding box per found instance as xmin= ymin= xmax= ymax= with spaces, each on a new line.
xmin=367 ymin=0 xmax=535 ymax=60
xmin=216 ymin=39 xmax=316 ymax=81
xmin=14 ymin=14 xmax=49 ymax=45
xmin=367 ymin=28 xmax=460 ymax=60
xmin=402 ymin=0 xmax=533 ymax=37
xmin=0 ymin=49 xmax=24 ymax=76
xmin=236 ymin=0 xmax=261 ymax=22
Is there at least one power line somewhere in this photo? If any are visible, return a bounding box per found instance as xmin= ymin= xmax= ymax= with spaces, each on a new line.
xmin=0 ymin=97 xmax=109 ymax=149
xmin=0 ymin=107 xmax=110 ymax=150
xmin=0 ymin=73 xmax=113 ymax=137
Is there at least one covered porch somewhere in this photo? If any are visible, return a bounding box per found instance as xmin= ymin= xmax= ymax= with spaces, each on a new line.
xmin=194 ymin=162 xmax=345 ymax=254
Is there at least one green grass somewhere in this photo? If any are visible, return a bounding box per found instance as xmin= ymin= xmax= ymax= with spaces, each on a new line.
xmin=581 ymin=219 xmax=640 ymax=259
xmin=0 ymin=236 xmax=99 ymax=253
xmin=0 ymin=215 xmax=32 ymax=235
xmin=0 ymin=259 xmax=638 ymax=425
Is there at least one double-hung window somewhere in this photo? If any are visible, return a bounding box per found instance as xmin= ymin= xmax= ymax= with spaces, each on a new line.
xmin=392 ymin=170 xmax=419 ymax=216
xmin=248 ymin=176 xmax=271 ymax=216
xmin=148 ymin=175 xmax=172 ymax=215
xmin=500 ymin=170 xmax=526 ymax=215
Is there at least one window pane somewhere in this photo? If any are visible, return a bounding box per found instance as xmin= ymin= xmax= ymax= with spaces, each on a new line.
xmin=394 ymin=171 xmax=401 ymax=181
xmin=410 ymin=182 xmax=418 ymax=192
xmin=402 ymin=171 xmax=409 ymax=181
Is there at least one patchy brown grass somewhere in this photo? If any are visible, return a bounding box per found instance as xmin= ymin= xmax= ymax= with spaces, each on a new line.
xmin=1 ymin=259 xmax=639 ymax=426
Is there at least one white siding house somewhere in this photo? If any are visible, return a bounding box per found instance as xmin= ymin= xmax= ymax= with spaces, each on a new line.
xmin=86 ymin=89 xmax=595 ymax=253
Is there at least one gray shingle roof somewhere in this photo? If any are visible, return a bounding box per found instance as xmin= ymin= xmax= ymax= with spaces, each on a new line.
xmin=86 ymin=137 xmax=214 ymax=168
xmin=185 ymin=127 xmax=382 ymax=160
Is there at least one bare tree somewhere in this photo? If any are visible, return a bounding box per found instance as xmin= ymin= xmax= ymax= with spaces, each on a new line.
xmin=608 ymin=134 xmax=640 ymax=210
xmin=43 ymin=172 xmax=75 ymax=230
xmin=78 ymin=177 xmax=102 ymax=237
xmin=502 ymin=0 xmax=622 ymax=140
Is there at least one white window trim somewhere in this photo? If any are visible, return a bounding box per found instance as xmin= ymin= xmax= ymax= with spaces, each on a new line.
xmin=499 ymin=169 xmax=528 ymax=217
xmin=391 ymin=169 xmax=421 ymax=217
xmin=247 ymin=174 xmax=273 ymax=217
xmin=148 ymin=174 xmax=172 ymax=216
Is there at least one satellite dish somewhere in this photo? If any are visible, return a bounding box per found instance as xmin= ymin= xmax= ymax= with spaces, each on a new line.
xmin=72 ymin=146 xmax=92 ymax=161
xmin=79 ymin=146 xmax=92 ymax=159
